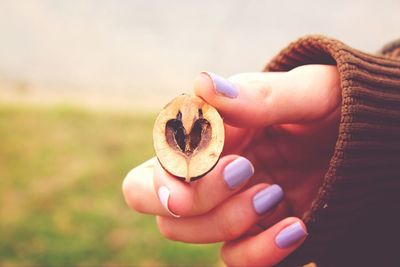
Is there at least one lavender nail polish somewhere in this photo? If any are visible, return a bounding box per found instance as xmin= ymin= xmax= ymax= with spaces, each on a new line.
xmin=224 ymin=157 xmax=254 ymax=189
xmin=252 ymin=184 xmax=284 ymax=215
xmin=275 ymin=221 xmax=307 ymax=249
xmin=201 ymin=71 xmax=239 ymax=98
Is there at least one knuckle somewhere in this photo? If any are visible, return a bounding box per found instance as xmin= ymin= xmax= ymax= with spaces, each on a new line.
xmin=220 ymin=245 xmax=232 ymax=267
xmin=192 ymin=192 xmax=212 ymax=215
xmin=256 ymin=83 xmax=274 ymax=125
xmin=221 ymin=243 xmax=255 ymax=267
xmin=219 ymin=212 xmax=243 ymax=240
xmin=157 ymin=218 xmax=177 ymax=241
xmin=257 ymin=82 xmax=272 ymax=101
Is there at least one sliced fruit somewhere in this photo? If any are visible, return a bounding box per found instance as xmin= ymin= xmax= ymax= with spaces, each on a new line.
xmin=153 ymin=94 xmax=224 ymax=182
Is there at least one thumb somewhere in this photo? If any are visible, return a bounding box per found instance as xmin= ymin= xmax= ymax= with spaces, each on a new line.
xmin=194 ymin=65 xmax=340 ymax=128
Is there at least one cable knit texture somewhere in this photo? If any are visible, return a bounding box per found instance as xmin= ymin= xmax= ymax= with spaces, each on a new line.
xmin=264 ymin=36 xmax=400 ymax=267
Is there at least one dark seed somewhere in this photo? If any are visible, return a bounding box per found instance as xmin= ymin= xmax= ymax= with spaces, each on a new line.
xmin=165 ymin=118 xmax=212 ymax=156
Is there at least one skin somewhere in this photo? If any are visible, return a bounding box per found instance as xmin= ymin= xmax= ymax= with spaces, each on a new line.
xmin=122 ymin=64 xmax=341 ymax=267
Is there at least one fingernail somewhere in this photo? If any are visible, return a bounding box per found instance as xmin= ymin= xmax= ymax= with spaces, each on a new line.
xmin=201 ymin=71 xmax=239 ymax=98
xmin=224 ymin=157 xmax=254 ymax=189
xmin=275 ymin=221 xmax=307 ymax=249
xmin=252 ymin=184 xmax=284 ymax=215
xmin=157 ymin=186 xmax=180 ymax=218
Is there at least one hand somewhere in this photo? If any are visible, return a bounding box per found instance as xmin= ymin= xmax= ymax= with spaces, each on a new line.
xmin=123 ymin=64 xmax=340 ymax=266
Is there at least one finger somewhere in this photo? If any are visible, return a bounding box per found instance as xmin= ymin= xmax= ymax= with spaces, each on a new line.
xmin=221 ymin=217 xmax=307 ymax=267
xmin=156 ymin=184 xmax=287 ymax=243
xmin=245 ymin=207 xmax=287 ymax=237
xmin=222 ymin=124 xmax=255 ymax=156
xmin=194 ymin=65 xmax=340 ymax=128
xmin=122 ymin=157 xmax=171 ymax=216
xmin=153 ymin=155 xmax=255 ymax=217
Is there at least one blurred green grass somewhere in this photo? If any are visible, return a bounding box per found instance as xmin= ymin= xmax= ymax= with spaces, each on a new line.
xmin=0 ymin=104 xmax=220 ymax=267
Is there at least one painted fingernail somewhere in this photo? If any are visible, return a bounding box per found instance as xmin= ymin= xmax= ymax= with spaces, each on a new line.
xmin=224 ymin=157 xmax=254 ymax=189
xmin=201 ymin=71 xmax=239 ymax=98
xmin=157 ymin=186 xmax=180 ymax=218
xmin=252 ymin=184 xmax=284 ymax=215
xmin=275 ymin=221 xmax=307 ymax=249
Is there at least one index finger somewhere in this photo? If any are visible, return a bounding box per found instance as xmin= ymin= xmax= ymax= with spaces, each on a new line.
xmin=153 ymin=154 xmax=255 ymax=217
xmin=122 ymin=157 xmax=171 ymax=217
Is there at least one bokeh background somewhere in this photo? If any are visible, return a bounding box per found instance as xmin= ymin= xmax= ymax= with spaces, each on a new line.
xmin=0 ymin=1 xmax=399 ymax=266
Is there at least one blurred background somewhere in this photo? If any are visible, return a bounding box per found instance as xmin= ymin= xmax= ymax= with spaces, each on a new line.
xmin=0 ymin=0 xmax=398 ymax=266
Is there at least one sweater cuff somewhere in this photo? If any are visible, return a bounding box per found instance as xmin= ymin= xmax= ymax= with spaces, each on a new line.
xmin=378 ymin=38 xmax=400 ymax=59
xmin=264 ymin=35 xmax=400 ymax=266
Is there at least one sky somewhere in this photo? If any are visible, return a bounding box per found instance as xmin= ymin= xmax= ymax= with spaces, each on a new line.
xmin=0 ymin=0 xmax=399 ymax=107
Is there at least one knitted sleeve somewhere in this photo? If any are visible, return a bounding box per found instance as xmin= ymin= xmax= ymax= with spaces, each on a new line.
xmin=264 ymin=36 xmax=400 ymax=267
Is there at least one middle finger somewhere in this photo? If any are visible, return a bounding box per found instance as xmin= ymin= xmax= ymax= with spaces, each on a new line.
xmin=156 ymin=183 xmax=287 ymax=243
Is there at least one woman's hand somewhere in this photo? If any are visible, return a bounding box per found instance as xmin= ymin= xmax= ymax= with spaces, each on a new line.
xmin=123 ymin=64 xmax=340 ymax=266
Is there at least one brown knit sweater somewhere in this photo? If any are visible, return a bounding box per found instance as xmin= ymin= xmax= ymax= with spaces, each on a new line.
xmin=264 ymin=36 xmax=400 ymax=267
